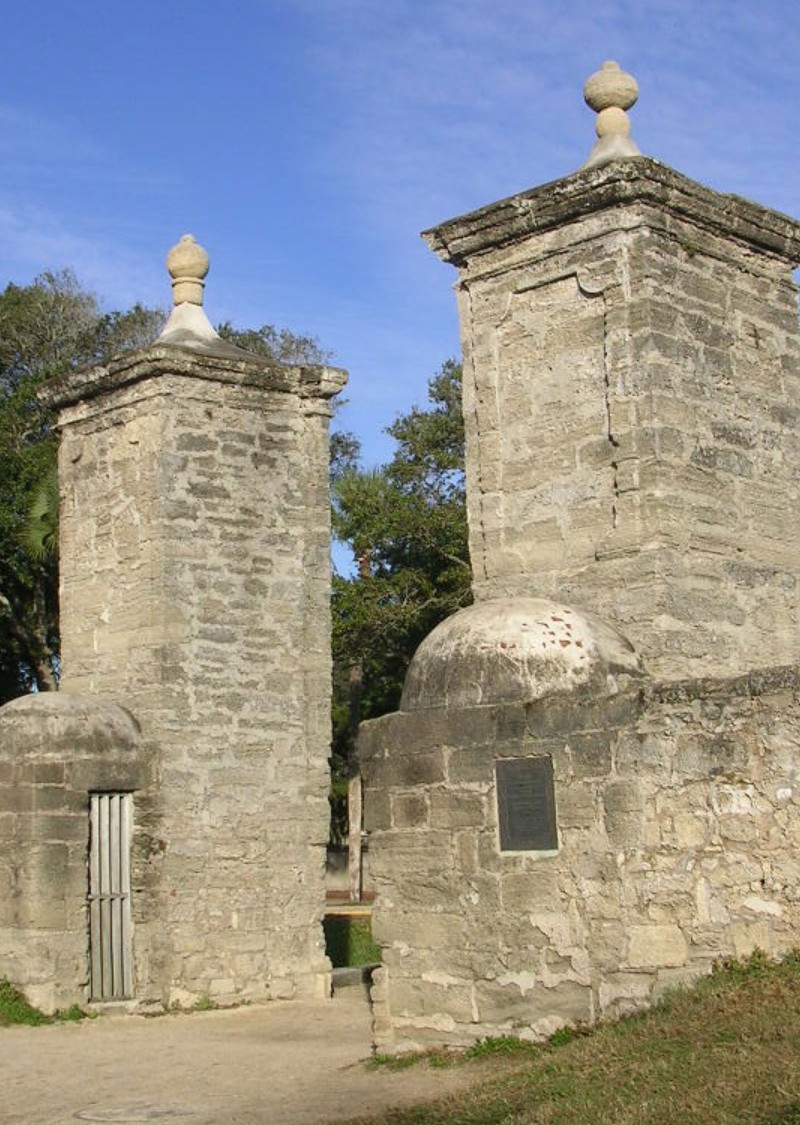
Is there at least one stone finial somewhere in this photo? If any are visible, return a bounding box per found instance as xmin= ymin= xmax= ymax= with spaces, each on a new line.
xmin=158 ymin=233 xmax=225 ymax=347
xmin=581 ymin=60 xmax=641 ymax=170
xmin=166 ymin=234 xmax=209 ymax=307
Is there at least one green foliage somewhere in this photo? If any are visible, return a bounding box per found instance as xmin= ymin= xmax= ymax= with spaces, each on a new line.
xmin=369 ymin=1052 xmax=419 ymax=1070
xmin=330 ymin=361 xmax=471 ymax=834
xmin=0 ymin=977 xmax=51 ymax=1026
xmin=19 ymin=462 xmax=59 ymax=563
xmin=216 ymin=320 xmax=331 ymax=365
xmin=323 ymin=914 xmax=382 ymax=968
xmin=466 ymin=1035 xmax=539 ymax=1059
xmin=710 ymin=945 xmax=774 ymax=981
xmin=0 ymin=978 xmax=90 ymax=1026
xmin=55 ymin=1003 xmax=90 ymax=1022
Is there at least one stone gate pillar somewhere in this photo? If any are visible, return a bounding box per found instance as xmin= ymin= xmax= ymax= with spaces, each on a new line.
xmin=42 ymin=236 xmax=347 ymax=1006
xmin=423 ymin=63 xmax=800 ymax=681
xmin=361 ymin=61 xmax=800 ymax=1053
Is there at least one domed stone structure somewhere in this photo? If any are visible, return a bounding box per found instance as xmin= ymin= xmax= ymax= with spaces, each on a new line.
xmin=401 ymin=598 xmax=642 ymax=712
xmin=0 ymin=692 xmax=142 ymax=755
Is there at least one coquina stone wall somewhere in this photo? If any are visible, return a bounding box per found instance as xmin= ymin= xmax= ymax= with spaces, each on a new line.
xmin=0 ymin=695 xmax=148 ymax=1013
xmin=424 ymin=159 xmax=800 ymax=682
xmin=37 ymin=334 xmax=346 ymax=1008
xmin=361 ymin=641 xmax=800 ymax=1050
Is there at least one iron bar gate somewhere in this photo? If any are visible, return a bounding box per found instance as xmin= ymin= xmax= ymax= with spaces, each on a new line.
xmin=88 ymin=792 xmax=133 ymax=1000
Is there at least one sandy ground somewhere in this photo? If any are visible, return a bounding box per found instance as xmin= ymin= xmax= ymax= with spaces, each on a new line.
xmin=1 ymin=985 xmax=478 ymax=1125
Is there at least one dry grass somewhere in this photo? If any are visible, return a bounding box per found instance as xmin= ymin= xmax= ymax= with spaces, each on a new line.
xmin=350 ymin=951 xmax=800 ymax=1125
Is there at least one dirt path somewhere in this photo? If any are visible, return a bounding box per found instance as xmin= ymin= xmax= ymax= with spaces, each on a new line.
xmin=2 ymin=986 xmax=477 ymax=1125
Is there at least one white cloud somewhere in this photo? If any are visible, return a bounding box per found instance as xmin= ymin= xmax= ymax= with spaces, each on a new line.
xmin=0 ymin=199 xmax=164 ymax=309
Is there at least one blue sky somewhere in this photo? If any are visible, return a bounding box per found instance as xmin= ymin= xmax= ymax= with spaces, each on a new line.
xmin=3 ymin=0 xmax=800 ymax=469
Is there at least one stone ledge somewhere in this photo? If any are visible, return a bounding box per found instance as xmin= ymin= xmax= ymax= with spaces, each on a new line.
xmin=423 ymin=157 xmax=800 ymax=269
xmin=649 ymin=663 xmax=800 ymax=706
xmin=40 ymin=345 xmax=348 ymax=410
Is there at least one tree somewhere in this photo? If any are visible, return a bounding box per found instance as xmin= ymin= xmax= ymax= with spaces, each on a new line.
xmin=329 ymin=360 xmax=471 ymax=847
xmin=332 ymin=360 xmax=469 ymax=710
xmin=0 ymin=271 xmax=166 ymax=702
xmin=216 ymin=321 xmax=331 ymax=366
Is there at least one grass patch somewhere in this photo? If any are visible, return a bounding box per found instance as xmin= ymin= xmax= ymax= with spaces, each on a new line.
xmin=466 ymin=1035 xmax=540 ymax=1060
xmin=324 ymin=914 xmax=381 ymax=968
xmin=0 ymin=978 xmax=91 ymax=1027
xmin=347 ymin=950 xmax=800 ymax=1124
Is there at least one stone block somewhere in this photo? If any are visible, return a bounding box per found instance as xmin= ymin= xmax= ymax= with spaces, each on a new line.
xmin=476 ymin=830 xmax=503 ymax=873
xmin=391 ymin=978 xmax=475 ymax=1024
xmin=429 ymin=791 xmax=486 ymax=829
xmin=439 ymin=708 xmax=501 ymax=748
xmin=569 ymin=732 xmax=613 ymax=778
xmin=501 ymin=869 xmax=561 ymax=911
xmin=731 ymin=921 xmax=773 ymax=959
xmin=598 ymin=971 xmax=654 ymax=1016
xmin=382 ymin=749 xmax=446 ymax=788
xmin=388 ymin=912 xmax=466 ymax=951
xmin=0 ymin=787 xmax=34 ymax=813
xmin=603 ymin=780 xmax=645 ymax=847
xmin=627 ymin=924 xmax=687 ymax=969
xmin=384 ymin=873 xmax=459 ymax=913
xmin=391 ymin=792 xmax=429 ymax=829
xmin=454 ymin=831 xmax=479 ymax=874
xmin=18 ymin=813 xmax=87 ymax=844
xmin=446 ymin=746 xmax=493 ymax=785
xmin=474 ymin=978 xmax=537 ymax=1025
xmin=555 ymin=784 xmax=596 ymax=829
xmin=475 ymin=976 xmax=592 ymax=1027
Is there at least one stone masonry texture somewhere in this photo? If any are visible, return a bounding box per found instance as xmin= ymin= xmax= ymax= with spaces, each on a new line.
xmin=360 ymin=667 xmax=800 ymax=1051
xmin=357 ymin=156 xmax=800 ymax=1051
xmin=423 ymin=158 xmax=800 ymax=682
xmin=0 ymin=694 xmax=148 ymax=1013
xmin=30 ymin=342 xmax=347 ymax=1009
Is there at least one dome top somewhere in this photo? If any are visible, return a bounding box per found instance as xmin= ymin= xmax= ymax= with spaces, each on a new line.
xmin=0 ymin=692 xmax=141 ymax=755
xmin=581 ymin=60 xmax=641 ymax=170
xmin=166 ymin=233 xmax=210 ymax=306
xmin=401 ymin=598 xmax=642 ymax=712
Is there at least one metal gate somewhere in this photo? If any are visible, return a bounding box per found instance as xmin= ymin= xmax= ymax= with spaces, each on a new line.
xmin=88 ymin=792 xmax=133 ymax=1000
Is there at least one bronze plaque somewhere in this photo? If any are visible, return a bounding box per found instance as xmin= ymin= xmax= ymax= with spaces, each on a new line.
xmin=496 ymin=757 xmax=557 ymax=851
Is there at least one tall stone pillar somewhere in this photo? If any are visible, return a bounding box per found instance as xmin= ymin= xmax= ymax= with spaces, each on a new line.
xmin=43 ymin=236 xmax=347 ymax=1006
xmin=359 ymin=60 xmax=800 ymax=1055
xmin=424 ymin=63 xmax=800 ymax=680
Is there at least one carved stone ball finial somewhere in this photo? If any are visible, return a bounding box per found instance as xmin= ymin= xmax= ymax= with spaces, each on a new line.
xmin=166 ymin=234 xmax=210 ymax=307
xmin=581 ymin=60 xmax=641 ymax=170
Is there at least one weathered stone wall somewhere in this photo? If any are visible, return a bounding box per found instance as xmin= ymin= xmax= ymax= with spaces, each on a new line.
xmin=43 ymin=344 xmax=346 ymax=1007
xmin=0 ymin=695 xmax=148 ymax=1013
xmin=424 ymin=159 xmax=800 ymax=681
xmin=360 ymin=666 xmax=800 ymax=1051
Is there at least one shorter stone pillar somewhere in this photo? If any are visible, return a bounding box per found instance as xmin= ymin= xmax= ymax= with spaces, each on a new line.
xmin=40 ymin=235 xmax=347 ymax=1007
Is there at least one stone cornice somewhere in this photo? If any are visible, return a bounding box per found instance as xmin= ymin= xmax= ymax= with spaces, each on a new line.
xmin=422 ymin=157 xmax=800 ymax=269
xmin=39 ymin=343 xmax=348 ymax=410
